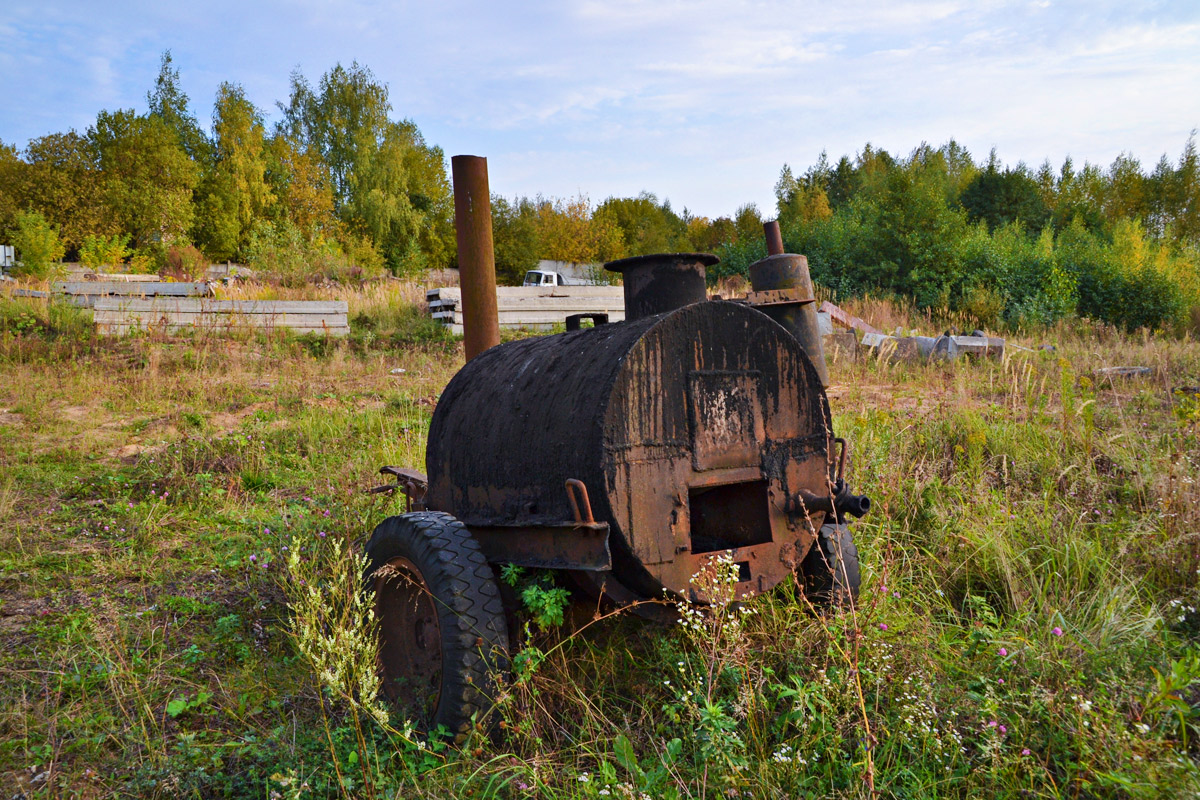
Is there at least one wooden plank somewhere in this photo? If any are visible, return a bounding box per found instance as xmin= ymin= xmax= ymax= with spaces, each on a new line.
xmin=819 ymin=301 xmax=881 ymax=335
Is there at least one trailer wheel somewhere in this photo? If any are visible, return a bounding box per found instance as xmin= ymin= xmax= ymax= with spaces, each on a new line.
xmin=365 ymin=512 xmax=509 ymax=740
xmin=800 ymin=523 xmax=861 ymax=607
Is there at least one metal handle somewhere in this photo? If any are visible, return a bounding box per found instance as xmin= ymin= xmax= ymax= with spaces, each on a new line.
xmin=833 ymin=437 xmax=847 ymax=484
xmin=565 ymin=479 xmax=595 ymax=524
xmin=565 ymin=313 xmax=609 ymax=332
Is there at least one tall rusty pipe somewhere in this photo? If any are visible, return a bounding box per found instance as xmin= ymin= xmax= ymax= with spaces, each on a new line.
xmin=763 ymin=220 xmax=784 ymax=256
xmin=452 ymin=155 xmax=501 ymax=361
xmin=604 ymin=253 xmax=717 ymax=321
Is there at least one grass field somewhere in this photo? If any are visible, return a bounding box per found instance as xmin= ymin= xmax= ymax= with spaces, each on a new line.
xmin=2 ymin=285 xmax=1199 ymax=798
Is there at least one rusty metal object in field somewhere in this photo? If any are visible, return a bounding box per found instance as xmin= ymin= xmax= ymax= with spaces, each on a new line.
xmin=424 ymin=291 xmax=836 ymax=603
xmin=470 ymin=522 xmax=612 ymax=571
xmin=370 ymin=198 xmax=872 ymax=738
xmin=747 ymin=253 xmax=829 ymax=387
xmin=604 ymin=252 xmax=716 ymax=322
xmin=451 ymin=155 xmax=501 ymax=361
xmin=565 ymin=479 xmax=595 ymax=524
xmin=369 ymin=466 xmax=429 ymax=512
xmin=763 ymin=220 xmax=784 ymax=256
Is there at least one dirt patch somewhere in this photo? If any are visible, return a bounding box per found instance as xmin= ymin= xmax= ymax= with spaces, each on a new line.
xmin=114 ymin=444 xmax=152 ymax=461
xmin=58 ymin=405 xmax=94 ymax=422
xmin=210 ymin=402 xmax=273 ymax=434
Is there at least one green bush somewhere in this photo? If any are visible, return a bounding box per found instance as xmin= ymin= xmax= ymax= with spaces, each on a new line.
xmin=246 ymin=221 xmax=385 ymax=285
xmin=10 ymin=210 xmax=65 ymax=279
xmin=164 ymin=244 xmax=208 ymax=280
xmin=79 ymin=233 xmax=131 ymax=271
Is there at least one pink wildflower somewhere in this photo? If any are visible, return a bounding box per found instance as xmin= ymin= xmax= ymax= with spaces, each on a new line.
xmin=1052 ymin=626 xmax=1063 ymax=637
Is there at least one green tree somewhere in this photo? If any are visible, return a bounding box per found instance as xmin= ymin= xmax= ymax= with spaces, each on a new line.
xmin=686 ymin=215 xmax=735 ymax=253
xmin=826 ymin=155 xmax=858 ymax=209
xmin=195 ymin=82 xmax=275 ymax=260
xmin=732 ymin=203 xmax=763 ymax=244
xmin=278 ymin=62 xmax=452 ymax=272
xmin=1049 ymin=157 xmax=1106 ymax=233
xmin=1164 ymin=135 xmax=1200 ymax=245
xmin=0 ymin=140 xmax=25 ymax=239
xmin=1104 ymin=152 xmax=1147 ymax=224
xmin=491 ymin=195 xmax=539 ymax=284
xmin=11 ymin=209 xmax=65 ymax=278
xmin=264 ymin=136 xmax=337 ymax=235
xmin=90 ymin=109 xmax=201 ymax=250
xmin=532 ymin=195 xmax=623 ymax=264
xmin=147 ymin=50 xmax=211 ymax=163
xmin=775 ymin=164 xmax=832 ymax=228
xmin=959 ymin=156 xmax=1049 ymax=234
xmin=21 ymin=131 xmax=115 ymax=254
xmin=594 ymin=193 xmax=688 ymax=257
xmin=278 ymin=63 xmax=391 ymax=207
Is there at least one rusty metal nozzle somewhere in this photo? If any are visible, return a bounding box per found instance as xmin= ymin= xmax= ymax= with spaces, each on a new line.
xmin=789 ymin=479 xmax=871 ymax=522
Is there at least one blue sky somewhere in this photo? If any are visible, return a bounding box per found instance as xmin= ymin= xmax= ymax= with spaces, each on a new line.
xmin=2 ymin=0 xmax=1198 ymax=218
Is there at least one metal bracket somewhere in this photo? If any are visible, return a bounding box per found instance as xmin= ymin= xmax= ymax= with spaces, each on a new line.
xmin=469 ymin=521 xmax=612 ymax=571
xmin=745 ymin=287 xmax=815 ymax=306
xmin=367 ymin=466 xmax=429 ymax=512
xmin=565 ymin=313 xmax=609 ymax=332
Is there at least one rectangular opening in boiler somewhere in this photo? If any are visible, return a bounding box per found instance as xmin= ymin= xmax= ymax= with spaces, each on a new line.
xmin=688 ymin=480 xmax=772 ymax=554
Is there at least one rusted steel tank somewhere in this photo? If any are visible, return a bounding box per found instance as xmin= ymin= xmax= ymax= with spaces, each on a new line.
xmin=426 ymin=283 xmax=832 ymax=603
xmin=366 ymin=252 xmax=869 ymax=738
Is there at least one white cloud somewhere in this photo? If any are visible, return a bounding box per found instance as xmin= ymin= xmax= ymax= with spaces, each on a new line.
xmin=1 ymin=0 xmax=1198 ymax=215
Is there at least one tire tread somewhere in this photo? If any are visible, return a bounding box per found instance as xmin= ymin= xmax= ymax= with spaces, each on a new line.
xmin=365 ymin=511 xmax=509 ymax=738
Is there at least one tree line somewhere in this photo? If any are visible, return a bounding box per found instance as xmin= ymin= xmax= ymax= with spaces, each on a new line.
xmin=1 ymin=53 xmax=1197 ymax=330
xmin=765 ymin=140 xmax=1200 ymax=331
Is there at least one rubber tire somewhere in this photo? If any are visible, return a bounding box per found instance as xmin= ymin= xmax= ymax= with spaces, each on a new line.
xmin=799 ymin=523 xmax=861 ymax=608
xmin=364 ymin=511 xmax=509 ymax=740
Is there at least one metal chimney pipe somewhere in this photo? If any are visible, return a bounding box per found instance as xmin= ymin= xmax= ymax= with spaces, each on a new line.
xmin=452 ymin=155 xmax=501 ymax=361
xmin=748 ymin=253 xmax=829 ymax=386
xmin=763 ymin=220 xmax=784 ymax=256
xmin=604 ymin=252 xmax=718 ymax=321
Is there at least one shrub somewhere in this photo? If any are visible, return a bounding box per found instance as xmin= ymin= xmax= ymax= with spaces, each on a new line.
xmin=164 ymin=244 xmax=207 ymax=280
xmin=79 ymin=233 xmax=131 ymax=271
xmin=246 ymin=220 xmax=386 ymax=285
xmin=10 ymin=210 xmax=65 ymax=279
